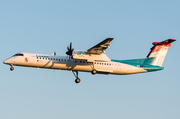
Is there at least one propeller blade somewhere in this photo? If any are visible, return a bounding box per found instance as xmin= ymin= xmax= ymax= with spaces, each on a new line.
xmin=70 ymin=42 xmax=72 ymax=50
xmin=66 ymin=42 xmax=74 ymax=56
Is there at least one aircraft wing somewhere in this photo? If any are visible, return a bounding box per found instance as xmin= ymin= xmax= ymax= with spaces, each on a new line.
xmin=86 ymin=38 xmax=114 ymax=55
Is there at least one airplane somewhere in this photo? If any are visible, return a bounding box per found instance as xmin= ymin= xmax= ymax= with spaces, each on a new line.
xmin=3 ymin=38 xmax=176 ymax=83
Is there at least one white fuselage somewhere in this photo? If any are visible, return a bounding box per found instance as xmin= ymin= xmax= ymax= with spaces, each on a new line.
xmin=4 ymin=53 xmax=148 ymax=75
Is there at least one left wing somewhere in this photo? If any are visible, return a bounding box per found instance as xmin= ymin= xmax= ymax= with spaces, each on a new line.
xmin=86 ymin=38 xmax=114 ymax=55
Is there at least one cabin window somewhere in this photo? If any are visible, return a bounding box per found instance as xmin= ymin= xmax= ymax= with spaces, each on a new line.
xmin=56 ymin=59 xmax=58 ymax=61
xmin=64 ymin=59 xmax=66 ymax=61
xmin=37 ymin=57 xmax=38 ymax=59
xmin=83 ymin=61 xmax=85 ymax=63
xmin=61 ymin=59 xmax=63 ymax=61
xmin=80 ymin=61 xmax=82 ymax=63
xmin=40 ymin=57 xmax=41 ymax=59
xmin=75 ymin=60 xmax=77 ymax=63
xmin=59 ymin=59 xmax=60 ymax=61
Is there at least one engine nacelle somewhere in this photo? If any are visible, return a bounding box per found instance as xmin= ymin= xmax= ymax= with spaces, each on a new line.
xmin=72 ymin=50 xmax=111 ymax=62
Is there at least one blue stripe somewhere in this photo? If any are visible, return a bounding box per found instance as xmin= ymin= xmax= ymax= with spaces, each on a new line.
xmin=111 ymin=59 xmax=164 ymax=72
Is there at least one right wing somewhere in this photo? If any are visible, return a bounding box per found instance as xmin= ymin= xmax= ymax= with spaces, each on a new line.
xmin=86 ymin=38 xmax=114 ymax=55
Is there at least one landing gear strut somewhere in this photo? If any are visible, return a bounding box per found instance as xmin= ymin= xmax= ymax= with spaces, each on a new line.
xmin=72 ymin=71 xmax=81 ymax=83
xmin=10 ymin=64 xmax=14 ymax=71
xmin=89 ymin=62 xmax=97 ymax=75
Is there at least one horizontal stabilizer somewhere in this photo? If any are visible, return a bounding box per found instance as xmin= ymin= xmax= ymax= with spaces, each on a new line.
xmin=152 ymin=39 xmax=176 ymax=46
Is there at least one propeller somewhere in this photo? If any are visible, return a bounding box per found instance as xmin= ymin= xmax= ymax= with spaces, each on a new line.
xmin=66 ymin=42 xmax=74 ymax=56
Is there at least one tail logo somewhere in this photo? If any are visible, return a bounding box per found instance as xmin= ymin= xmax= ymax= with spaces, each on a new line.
xmin=154 ymin=46 xmax=162 ymax=52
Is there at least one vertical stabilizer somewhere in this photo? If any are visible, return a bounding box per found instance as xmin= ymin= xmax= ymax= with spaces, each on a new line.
xmin=146 ymin=39 xmax=176 ymax=66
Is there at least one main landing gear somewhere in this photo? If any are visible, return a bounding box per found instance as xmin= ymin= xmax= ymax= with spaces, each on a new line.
xmin=10 ymin=64 xmax=14 ymax=71
xmin=72 ymin=71 xmax=81 ymax=83
xmin=90 ymin=62 xmax=97 ymax=75
xmin=91 ymin=69 xmax=97 ymax=75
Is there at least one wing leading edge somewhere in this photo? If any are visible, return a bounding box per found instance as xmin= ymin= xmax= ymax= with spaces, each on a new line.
xmin=86 ymin=38 xmax=114 ymax=55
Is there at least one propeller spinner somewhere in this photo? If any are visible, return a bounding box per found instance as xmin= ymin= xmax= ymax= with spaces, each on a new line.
xmin=66 ymin=42 xmax=74 ymax=56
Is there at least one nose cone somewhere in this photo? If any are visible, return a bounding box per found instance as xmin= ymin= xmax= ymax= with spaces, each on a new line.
xmin=3 ymin=58 xmax=12 ymax=64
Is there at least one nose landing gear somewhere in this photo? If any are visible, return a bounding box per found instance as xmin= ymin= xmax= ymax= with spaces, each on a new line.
xmin=10 ymin=64 xmax=14 ymax=71
xmin=72 ymin=71 xmax=81 ymax=83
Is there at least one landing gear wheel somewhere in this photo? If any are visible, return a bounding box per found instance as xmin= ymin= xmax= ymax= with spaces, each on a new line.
xmin=75 ymin=78 xmax=81 ymax=83
xmin=10 ymin=66 xmax=14 ymax=71
xmin=91 ymin=69 xmax=96 ymax=75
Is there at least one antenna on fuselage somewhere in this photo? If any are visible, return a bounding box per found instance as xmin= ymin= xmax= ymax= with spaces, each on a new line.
xmin=52 ymin=52 xmax=56 ymax=55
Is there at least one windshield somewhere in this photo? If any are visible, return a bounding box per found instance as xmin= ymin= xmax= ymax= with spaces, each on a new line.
xmin=13 ymin=53 xmax=24 ymax=57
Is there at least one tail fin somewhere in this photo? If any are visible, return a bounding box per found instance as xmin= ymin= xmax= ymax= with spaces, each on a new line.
xmin=145 ymin=39 xmax=176 ymax=66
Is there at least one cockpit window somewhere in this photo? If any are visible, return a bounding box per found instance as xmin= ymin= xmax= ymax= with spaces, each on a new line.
xmin=13 ymin=53 xmax=24 ymax=56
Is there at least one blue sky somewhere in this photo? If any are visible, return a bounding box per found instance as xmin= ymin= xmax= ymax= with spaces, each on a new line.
xmin=0 ymin=0 xmax=179 ymax=119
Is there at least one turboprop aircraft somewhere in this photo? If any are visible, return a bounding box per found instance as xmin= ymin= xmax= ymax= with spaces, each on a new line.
xmin=3 ymin=38 xmax=176 ymax=83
